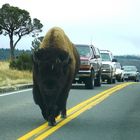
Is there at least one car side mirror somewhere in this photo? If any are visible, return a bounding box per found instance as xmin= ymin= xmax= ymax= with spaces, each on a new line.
xmin=112 ymin=58 xmax=117 ymax=62
xmin=91 ymin=55 xmax=96 ymax=59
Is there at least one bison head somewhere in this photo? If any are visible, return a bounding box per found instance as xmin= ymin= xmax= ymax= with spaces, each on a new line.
xmin=33 ymin=47 xmax=71 ymax=95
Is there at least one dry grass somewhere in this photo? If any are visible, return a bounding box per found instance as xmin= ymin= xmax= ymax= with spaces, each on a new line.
xmin=0 ymin=61 xmax=32 ymax=87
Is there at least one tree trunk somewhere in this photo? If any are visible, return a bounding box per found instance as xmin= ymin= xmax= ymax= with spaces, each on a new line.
xmin=10 ymin=46 xmax=15 ymax=60
xmin=9 ymin=35 xmax=15 ymax=60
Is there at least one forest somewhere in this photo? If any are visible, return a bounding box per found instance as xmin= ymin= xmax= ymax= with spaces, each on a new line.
xmin=0 ymin=48 xmax=140 ymax=71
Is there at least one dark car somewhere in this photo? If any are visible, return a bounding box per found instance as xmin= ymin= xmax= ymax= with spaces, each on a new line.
xmin=73 ymin=44 xmax=102 ymax=89
xmin=122 ymin=65 xmax=139 ymax=82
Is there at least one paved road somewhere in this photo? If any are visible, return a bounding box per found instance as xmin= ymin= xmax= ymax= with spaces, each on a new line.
xmin=0 ymin=82 xmax=140 ymax=140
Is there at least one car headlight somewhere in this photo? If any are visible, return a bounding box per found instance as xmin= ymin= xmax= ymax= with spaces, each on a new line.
xmin=130 ymin=73 xmax=136 ymax=76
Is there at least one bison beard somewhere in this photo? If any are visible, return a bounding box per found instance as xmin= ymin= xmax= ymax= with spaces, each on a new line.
xmin=32 ymin=27 xmax=80 ymax=126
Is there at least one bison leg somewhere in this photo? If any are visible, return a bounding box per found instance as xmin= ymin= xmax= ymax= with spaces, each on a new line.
xmin=61 ymin=108 xmax=67 ymax=118
xmin=60 ymin=99 xmax=67 ymax=118
xmin=48 ymin=116 xmax=56 ymax=126
xmin=47 ymin=105 xmax=60 ymax=126
xmin=40 ymin=104 xmax=57 ymax=125
xmin=32 ymin=83 xmax=49 ymax=120
xmin=41 ymin=110 xmax=48 ymax=121
xmin=57 ymin=98 xmax=67 ymax=118
xmin=58 ymin=91 xmax=69 ymax=119
xmin=38 ymin=104 xmax=48 ymax=121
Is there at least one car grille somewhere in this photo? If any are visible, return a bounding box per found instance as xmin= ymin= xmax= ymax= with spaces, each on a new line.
xmin=102 ymin=64 xmax=110 ymax=69
xmin=124 ymin=74 xmax=130 ymax=76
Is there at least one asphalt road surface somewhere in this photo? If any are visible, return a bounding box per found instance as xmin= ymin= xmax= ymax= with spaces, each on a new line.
xmin=0 ymin=82 xmax=140 ymax=140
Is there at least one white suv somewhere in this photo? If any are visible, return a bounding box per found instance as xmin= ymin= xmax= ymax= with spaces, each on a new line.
xmin=100 ymin=50 xmax=117 ymax=84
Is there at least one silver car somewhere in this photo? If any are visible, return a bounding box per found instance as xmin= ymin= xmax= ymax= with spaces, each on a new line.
xmin=123 ymin=65 xmax=139 ymax=82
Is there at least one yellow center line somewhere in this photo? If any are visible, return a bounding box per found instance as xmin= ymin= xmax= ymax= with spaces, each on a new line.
xmin=18 ymin=82 xmax=134 ymax=140
xmin=34 ymin=82 xmax=133 ymax=140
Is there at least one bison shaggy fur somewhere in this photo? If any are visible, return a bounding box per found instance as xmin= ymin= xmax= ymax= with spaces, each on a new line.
xmin=32 ymin=27 xmax=80 ymax=126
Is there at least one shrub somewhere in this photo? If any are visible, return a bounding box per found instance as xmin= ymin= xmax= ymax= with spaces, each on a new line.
xmin=9 ymin=52 xmax=32 ymax=71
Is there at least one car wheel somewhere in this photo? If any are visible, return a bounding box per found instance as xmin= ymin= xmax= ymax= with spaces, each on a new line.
xmin=85 ymin=70 xmax=95 ymax=89
xmin=107 ymin=77 xmax=112 ymax=84
xmin=94 ymin=72 xmax=101 ymax=87
xmin=112 ymin=78 xmax=116 ymax=84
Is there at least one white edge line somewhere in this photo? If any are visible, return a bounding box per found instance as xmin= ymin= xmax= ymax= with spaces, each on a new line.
xmin=0 ymin=88 xmax=32 ymax=97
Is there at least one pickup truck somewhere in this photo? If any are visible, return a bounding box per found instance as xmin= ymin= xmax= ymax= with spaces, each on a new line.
xmin=73 ymin=44 xmax=102 ymax=89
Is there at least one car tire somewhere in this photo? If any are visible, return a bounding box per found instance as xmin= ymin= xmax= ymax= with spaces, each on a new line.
xmin=94 ymin=72 xmax=101 ymax=87
xmin=112 ymin=78 xmax=116 ymax=84
xmin=107 ymin=77 xmax=112 ymax=84
xmin=85 ymin=70 xmax=95 ymax=89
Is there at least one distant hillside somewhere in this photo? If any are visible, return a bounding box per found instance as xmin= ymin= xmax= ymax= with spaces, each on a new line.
xmin=0 ymin=48 xmax=31 ymax=60
xmin=0 ymin=48 xmax=140 ymax=71
xmin=115 ymin=55 xmax=140 ymax=71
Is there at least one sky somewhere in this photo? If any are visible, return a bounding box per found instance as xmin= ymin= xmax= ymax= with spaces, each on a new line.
xmin=0 ymin=0 xmax=140 ymax=55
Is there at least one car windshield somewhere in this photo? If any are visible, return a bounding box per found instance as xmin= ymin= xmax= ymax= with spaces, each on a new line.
xmin=123 ymin=66 xmax=137 ymax=72
xmin=101 ymin=53 xmax=111 ymax=61
xmin=75 ymin=45 xmax=91 ymax=57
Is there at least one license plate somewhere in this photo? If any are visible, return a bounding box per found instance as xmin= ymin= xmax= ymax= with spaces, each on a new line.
xmin=75 ymin=77 xmax=79 ymax=80
xmin=124 ymin=76 xmax=128 ymax=78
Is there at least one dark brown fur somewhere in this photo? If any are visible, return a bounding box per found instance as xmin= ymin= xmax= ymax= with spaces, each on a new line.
xmin=32 ymin=27 xmax=80 ymax=126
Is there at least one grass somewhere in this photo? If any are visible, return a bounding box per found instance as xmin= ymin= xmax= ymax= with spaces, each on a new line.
xmin=0 ymin=61 xmax=32 ymax=87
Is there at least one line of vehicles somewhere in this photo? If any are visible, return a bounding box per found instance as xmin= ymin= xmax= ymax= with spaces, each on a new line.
xmin=73 ymin=44 xmax=140 ymax=89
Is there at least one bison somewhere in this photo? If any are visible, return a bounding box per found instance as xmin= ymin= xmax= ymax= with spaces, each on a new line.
xmin=32 ymin=27 xmax=80 ymax=126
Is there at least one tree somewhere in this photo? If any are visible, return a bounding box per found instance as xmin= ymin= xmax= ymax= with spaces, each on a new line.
xmin=0 ymin=3 xmax=43 ymax=60
xmin=31 ymin=36 xmax=44 ymax=51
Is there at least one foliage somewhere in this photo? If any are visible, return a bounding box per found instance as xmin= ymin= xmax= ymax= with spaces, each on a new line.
xmin=0 ymin=48 xmax=31 ymax=60
xmin=115 ymin=55 xmax=140 ymax=72
xmin=9 ymin=52 xmax=32 ymax=71
xmin=0 ymin=3 xmax=43 ymax=59
xmin=31 ymin=36 xmax=44 ymax=51
xmin=0 ymin=48 xmax=10 ymax=60
xmin=115 ymin=55 xmax=140 ymax=60
xmin=1 ymin=48 xmax=140 ymax=71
